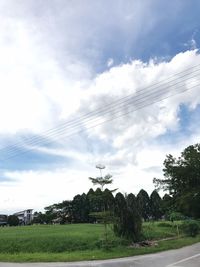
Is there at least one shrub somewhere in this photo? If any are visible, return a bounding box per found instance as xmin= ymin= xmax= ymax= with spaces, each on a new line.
xmin=7 ymin=215 xmax=19 ymax=226
xmin=169 ymin=212 xmax=185 ymax=222
xmin=157 ymin=222 xmax=172 ymax=228
xmin=181 ymin=220 xmax=199 ymax=237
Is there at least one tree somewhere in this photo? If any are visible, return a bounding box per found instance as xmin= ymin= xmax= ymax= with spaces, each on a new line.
xmin=154 ymin=143 xmax=200 ymax=218
xmin=32 ymin=212 xmax=47 ymax=224
xmin=126 ymin=193 xmax=142 ymax=241
xmin=44 ymin=204 xmax=59 ymax=223
xmin=89 ymin=174 xmax=113 ymax=191
xmin=114 ymin=192 xmax=128 ymax=238
xmin=7 ymin=215 xmax=19 ymax=226
xmin=89 ymin=169 xmax=116 ymax=247
xmin=72 ymin=193 xmax=90 ymax=223
xmin=162 ymin=193 xmax=174 ymax=217
xmin=103 ymin=188 xmax=115 ymax=211
xmin=137 ymin=189 xmax=151 ymax=221
xmin=150 ymin=190 xmax=163 ymax=220
xmin=114 ymin=192 xmax=142 ymax=241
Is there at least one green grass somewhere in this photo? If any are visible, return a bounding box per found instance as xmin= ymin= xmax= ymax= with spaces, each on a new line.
xmin=141 ymin=221 xmax=178 ymax=240
xmin=0 ymin=223 xmax=199 ymax=262
xmin=0 ymin=224 xmax=126 ymax=253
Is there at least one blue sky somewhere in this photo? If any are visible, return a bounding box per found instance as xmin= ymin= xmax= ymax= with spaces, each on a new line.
xmin=0 ymin=0 xmax=200 ymax=213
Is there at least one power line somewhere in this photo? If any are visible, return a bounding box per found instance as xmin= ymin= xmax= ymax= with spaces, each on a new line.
xmin=2 ymin=77 xmax=200 ymax=161
xmin=3 ymin=66 xmax=200 ymax=156
xmin=7 ymin=64 xmax=200 ymax=141
xmin=2 ymin=65 xmax=200 ymax=158
xmin=2 ymin=67 xmax=200 ymax=159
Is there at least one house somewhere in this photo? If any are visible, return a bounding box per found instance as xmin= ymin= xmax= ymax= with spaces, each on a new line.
xmin=13 ymin=209 xmax=33 ymax=225
xmin=0 ymin=215 xmax=7 ymax=226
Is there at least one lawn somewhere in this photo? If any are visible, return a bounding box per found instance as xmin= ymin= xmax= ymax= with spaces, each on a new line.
xmin=0 ymin=222 xmax=199 ymax=262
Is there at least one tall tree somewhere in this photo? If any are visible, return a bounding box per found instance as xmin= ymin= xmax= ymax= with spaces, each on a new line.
xmin=72 ymin=193 xmax=90 ymax=223
xmin=126 ymin=193 xmax=142 ymax=241
xmin=89 ymin=174 xmax=113 ymax=191
xmin=150 ymin=190 xmax=163 ymax=220
xmin=114 ymin=192 xmax=128 ymax=237
xmin=154 ymin=143 xmax=200 ymax=218
xmin=114 ymin=192 xmax=142 ymax=241
xmin=88 ymin=171 xmax=116 ymax=246
xmin=137 ymin=189 xmax=151 ymax=221
xmin=162 ymin=193 xmax=174 ymax=217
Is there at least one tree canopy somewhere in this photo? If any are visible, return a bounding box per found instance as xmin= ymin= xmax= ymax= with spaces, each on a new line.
xmin=154 ymin=143 xmax=200 ymax=218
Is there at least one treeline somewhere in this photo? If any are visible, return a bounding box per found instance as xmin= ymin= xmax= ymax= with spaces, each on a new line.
xmin=33 ymin=188 xmax=172 ymax=225
xmin=33 ymin=142 xmax=200 ymax=232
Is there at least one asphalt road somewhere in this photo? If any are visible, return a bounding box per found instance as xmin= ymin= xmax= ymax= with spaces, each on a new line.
xmin=0 ymin=242 xmax=199 ymax=267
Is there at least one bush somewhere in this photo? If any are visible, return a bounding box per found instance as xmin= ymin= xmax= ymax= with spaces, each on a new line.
xmin=181 ymin=220 xmax=199 ymax=237
xmin=7 ymin=215 xmax=19 ymax=226
xmin=157 ymin=222 xmax=172 ymax=228
xmin=169 ymin=212 xmax=185 ymax=222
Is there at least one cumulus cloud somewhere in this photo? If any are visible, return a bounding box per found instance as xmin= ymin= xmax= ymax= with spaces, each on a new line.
xmin=1 ymin=48 xmax=200 ymax=212
xmin=80 ymin=50 xmax=200 ymax=146
xmin=0 ymin=1 xmax=200 ymax=213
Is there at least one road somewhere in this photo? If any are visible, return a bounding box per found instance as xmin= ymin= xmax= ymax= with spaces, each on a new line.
xmin=0 ymin=243 xmax=199 ymax=267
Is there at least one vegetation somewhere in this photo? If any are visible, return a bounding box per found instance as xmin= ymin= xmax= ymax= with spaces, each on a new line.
xmin=114 ymin=192 xmax=142 ymax=241
xmin=181 ymin=220 xmax=199 ymax=237
xmin=7 ymin=215 xmax=19 ymax=226
xmin=88 ymin=172 xmax=116 ymax=247
xmin=136 ymin=189 xmax=151 ymax=221
xmin=2 ymin=143 xmax=200 ymax=261
xmin=154 ymin=143 xmax=200 ymax=218
xmin=0 ymin=223 xmax=199 ymax=262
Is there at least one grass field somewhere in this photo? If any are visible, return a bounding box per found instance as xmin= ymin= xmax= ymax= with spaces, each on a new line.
xmin=0 ymin=222 xmax=199 ymax=262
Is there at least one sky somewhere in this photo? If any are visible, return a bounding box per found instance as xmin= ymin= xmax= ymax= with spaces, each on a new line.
xmin=1 ymin=0 xmax=200 ymax=214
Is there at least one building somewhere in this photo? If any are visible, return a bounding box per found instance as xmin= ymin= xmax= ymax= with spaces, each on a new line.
xmin=13 ymin=209 xmax=33 ymax=225
xmin=0 ymin=215 xmax=7 ymax=226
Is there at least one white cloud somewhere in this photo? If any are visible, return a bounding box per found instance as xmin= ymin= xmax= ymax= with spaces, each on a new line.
xmin=1 ymin=49 xmax=200 ymax=212
xmin=0 ymin=168 xmax=94 ymax=213
xmin=0 ymin=5 xmax=92 ymax=135
xmin=80 ymin=50 xmax=200 ymax=146
xmin=0 ymin=1 xmax=200 ymax=213
xmin=1 ymin=49 xmax=200 ymax=213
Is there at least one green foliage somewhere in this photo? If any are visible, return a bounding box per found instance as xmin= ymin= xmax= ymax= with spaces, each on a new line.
xmin=141 ymin=221 xmax=177 ymax=240
xmin=0 ymin=224 xmax=199 ymax=262
xmin=157 ymin=222 xmax=172 ymax=228
xmin=0 ymin=222 xmax=178 ymax=254
xmin=89 ymin=174 xmax=113 ymax=190
xmin=114 ymin=193 xmax=142 ymax=242
xmin=150 ymin=190 xmax=163 ymax=220
xmin=161 ymin=194 xmax=174 ymax=216
xmin=154 ymin=143 xmax=200 ymax=218
xmin=169 ymin=211 xmax=185 ymax=222
xmin=7 ymin=215 xmax=19 ymax=226
xmin=137 ymin=189 xmax=151 ymax=221
xmin=88 ymin=173 xmax=116 ymax=249
xmin=181 ymin=220 xmax=199 ymax=237
xmin=72 ymin=193 xmax=90 ymax=223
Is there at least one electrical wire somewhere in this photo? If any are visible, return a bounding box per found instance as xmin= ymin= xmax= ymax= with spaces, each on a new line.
xmin=2 ymin=65 xmax=200 ymax=157
xmin=2 ymin=78 xmax=200 ymax=161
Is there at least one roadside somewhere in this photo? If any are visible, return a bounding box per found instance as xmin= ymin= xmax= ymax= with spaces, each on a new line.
xmin=0 ymin=235 xmax=199 ymax=262
xmin=0 ymin=242 xmax=199 ymax=267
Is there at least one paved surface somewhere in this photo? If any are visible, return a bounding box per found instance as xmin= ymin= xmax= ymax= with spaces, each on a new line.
xmin=0 ymin=243 xmax=199 ymax=267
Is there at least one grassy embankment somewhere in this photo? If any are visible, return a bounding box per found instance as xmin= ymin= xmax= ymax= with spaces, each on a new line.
xmin=0 ymin=222 xmax=199 ymax=262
